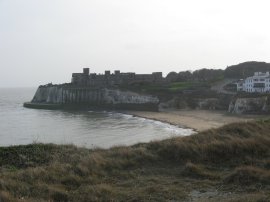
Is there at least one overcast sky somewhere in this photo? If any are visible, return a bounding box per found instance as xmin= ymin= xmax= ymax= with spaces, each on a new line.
xmin=0 ymin=0 xmax=269 ymax=87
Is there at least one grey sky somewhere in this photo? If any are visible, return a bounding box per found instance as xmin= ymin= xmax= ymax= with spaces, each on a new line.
xmin=0 ymin=0 xmax=269 ymax=87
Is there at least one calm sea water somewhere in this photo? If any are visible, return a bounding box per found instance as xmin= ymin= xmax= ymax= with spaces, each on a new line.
xmin=0 ymin=88 xmax=194 ymax=148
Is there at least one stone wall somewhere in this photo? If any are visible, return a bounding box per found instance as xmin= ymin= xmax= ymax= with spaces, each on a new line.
xmin=71 ymin=69 xmax=163 ymax=87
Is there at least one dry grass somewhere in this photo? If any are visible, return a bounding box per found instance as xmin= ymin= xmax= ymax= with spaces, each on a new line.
xmin=224 ymin=166 xmax=270 ymax=185
xmin=0 ymin=120 xmax=270 ymax=201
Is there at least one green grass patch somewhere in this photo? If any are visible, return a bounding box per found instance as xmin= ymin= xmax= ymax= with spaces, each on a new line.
xmin=168 ymin=81 xmax=210 ymax=92
xmin=168 ymin=82 xmax=196 ymax=91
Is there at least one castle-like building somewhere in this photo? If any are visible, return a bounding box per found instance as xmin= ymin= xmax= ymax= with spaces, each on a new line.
xmin=71 ymin=68 xmax=163 ymax=87
xmin=236 ymin=72 xmax=270 ymax=93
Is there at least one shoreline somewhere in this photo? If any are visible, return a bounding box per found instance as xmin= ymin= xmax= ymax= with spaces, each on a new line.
xmin=121 ymin=110 xmax=194 ymax=131
xmin=23 ymin=103 xmax=269 ymax=132
xmin=125 ymin=109 xmax=270 ymax=132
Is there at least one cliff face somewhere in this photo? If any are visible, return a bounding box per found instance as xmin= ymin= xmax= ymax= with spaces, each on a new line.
xmin=32 ymin=86 xmax=63 ymax=104
xmin=29 ymin=85 xmax=159 ymax=111
xmin=102 ymin=89 xmax=159 ymax=104
xmin=228 ymin=96 xmax=270 ymax=114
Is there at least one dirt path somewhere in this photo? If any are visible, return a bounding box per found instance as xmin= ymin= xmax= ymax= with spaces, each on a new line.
xmin=211 ymin=78 xmax=236 ymax=94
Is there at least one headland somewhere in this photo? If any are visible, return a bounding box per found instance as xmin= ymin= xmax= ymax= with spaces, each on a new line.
xmin=24 ymin=68 xmax=163 ymax=111
xmin=25 ymin=62 xmax=270 ymax=115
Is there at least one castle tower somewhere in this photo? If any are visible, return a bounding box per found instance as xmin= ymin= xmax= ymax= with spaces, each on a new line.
xmin=105 ymin=70 xmax=111 ymax=76
xmin=83 ymin=68 xmax=90 ymax=75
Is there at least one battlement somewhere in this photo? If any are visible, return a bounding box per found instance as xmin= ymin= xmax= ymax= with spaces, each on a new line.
xmin=71 ymin=68 xmax=163 ymax=87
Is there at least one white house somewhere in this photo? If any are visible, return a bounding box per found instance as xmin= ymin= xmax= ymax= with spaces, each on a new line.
xmin=236 ymin=72 xmax=270 ymax=93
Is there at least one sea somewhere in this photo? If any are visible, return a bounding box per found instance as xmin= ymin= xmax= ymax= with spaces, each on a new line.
xmin=0 ymin=88 xmax=194 ymax=149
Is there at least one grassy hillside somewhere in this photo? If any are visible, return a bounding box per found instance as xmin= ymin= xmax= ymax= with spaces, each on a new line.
xmin=1 ymin=120 xmax=270 ymax=201
xmin=119 ymin=81 xmax=210 ymax=93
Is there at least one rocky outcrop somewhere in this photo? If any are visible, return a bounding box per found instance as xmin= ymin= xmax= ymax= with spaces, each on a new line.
xmin=102 ymin=89 xmax=159 ymax=105
xmin=160 ymin=97 xmax=224 ymax=110
xmin=32 ymin=86 xmax=63 ymax=104
xmin=228 ymin=96 xmax=270 ymax=114
xmin=27 ymin=85 xmax=159 ymax=111
xmin=197 ymin=98 xmax=219 ymax=110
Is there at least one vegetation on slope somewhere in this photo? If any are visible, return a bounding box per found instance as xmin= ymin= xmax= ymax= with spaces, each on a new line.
xmin=119 ymin=81 xmax=210 ymax=94
xmin=224 ymin=61 xmax=270 ymax=79
xmin=166 ymin=69 xmax=224 ymax=83
xmin=166 ymin=61 xmax=270 ymax=82
xmin=1 ymin=120 xmax=270 ymax=201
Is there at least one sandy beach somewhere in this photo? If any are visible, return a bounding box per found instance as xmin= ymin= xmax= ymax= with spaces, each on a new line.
xmin=127 ymin=110 xmax=269 ymax=132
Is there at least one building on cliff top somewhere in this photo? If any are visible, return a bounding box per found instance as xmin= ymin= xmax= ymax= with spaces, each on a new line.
xmin=236 ymin=72 xmax=270 ymax=93
xmin=71 ymin=68 xmax=164 ymax=87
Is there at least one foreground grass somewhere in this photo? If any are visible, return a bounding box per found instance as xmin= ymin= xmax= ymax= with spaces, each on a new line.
xmin=1 ymin=120 xmax=270 ymax=201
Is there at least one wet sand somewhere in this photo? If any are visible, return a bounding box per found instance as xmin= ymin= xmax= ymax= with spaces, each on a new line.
xmin=127 ymin=110 xmax=269 ymax=132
